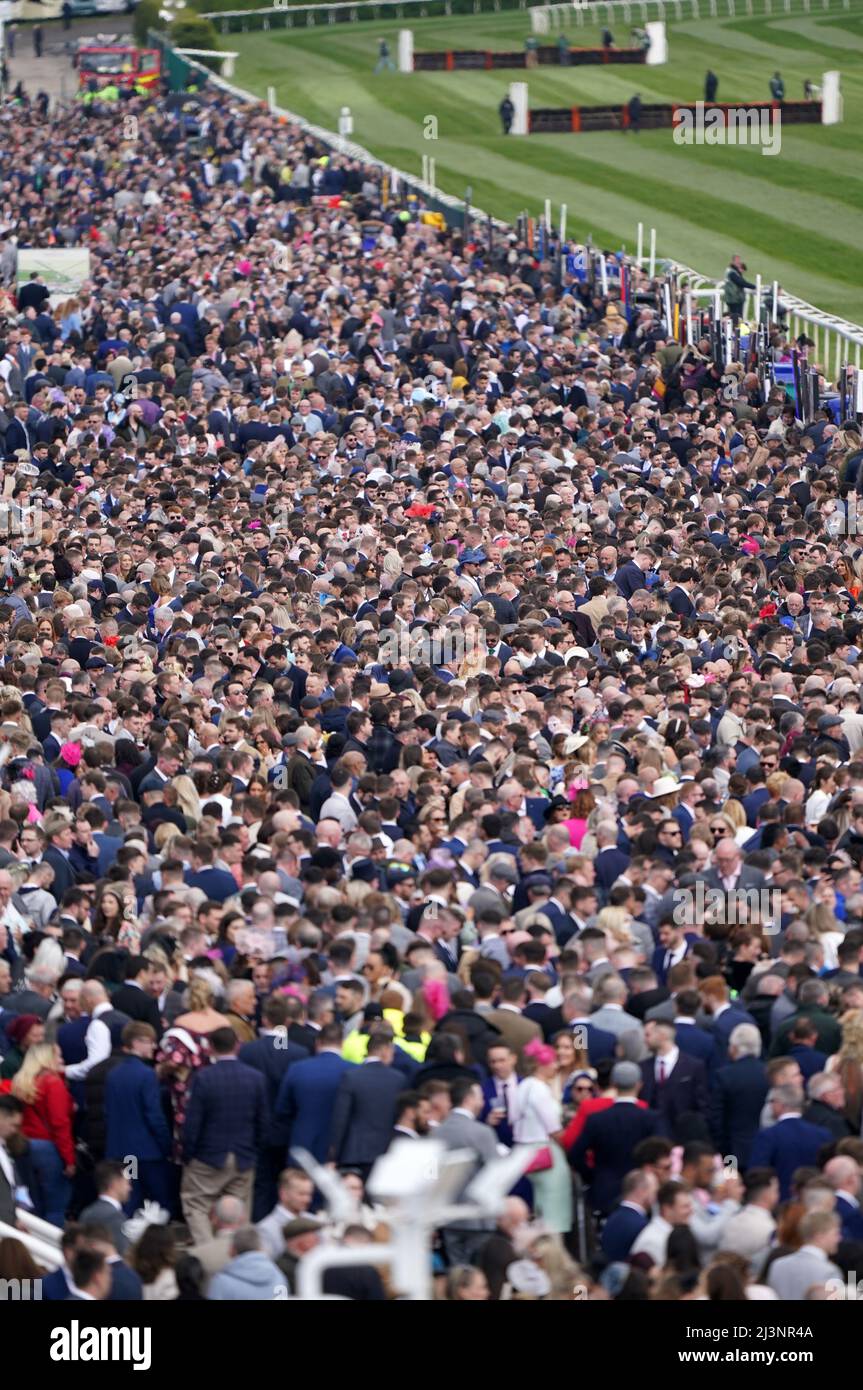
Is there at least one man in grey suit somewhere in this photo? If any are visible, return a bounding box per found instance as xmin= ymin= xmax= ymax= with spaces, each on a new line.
xmin=702 ymin=841 xmax=766 ymax=894
xmin=590 ymin=976 xmax=648 ymax=1061
xmin=435 ymin=1077 xmax=498 ymax=1266
xmin=78 ymin=1159 xmax=132 ymax=1255
xmin=4 ymin=964 xmax=58 ymax=1020
xmin=767 ymin=1209 xmax=842 ymax=1299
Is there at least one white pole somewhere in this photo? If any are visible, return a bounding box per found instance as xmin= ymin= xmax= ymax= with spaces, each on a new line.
xmin=429 ymin=157 xmax=436 ymax=192
xmin=686 ymin=290 xmax=694 ymax=343
xmin=509 ymin=82 xmax=529 ymax=136
xmin=637 ymin=221 xmax=644 ymax=266
xmin=772 ymin=280 xmax=778 ymax=322
xmin=755 ymin=273 xmax=762 ymax=323
xmin=649 ymin=226 xmax=656 ymax=277
xmin=422 ymin=153 xmax=428 ymax=185
xmin=545 ymin=198 xmax=552 ymax=234
xmin=664 ymin=282 xmax=672 ymax=333
xmin=559 ymin=204 xmax=567 ymax=244
xmin=714 ymin=287 xmax=721 ymax=324
xmin=600 ymin=255 xmax=609 ymax=295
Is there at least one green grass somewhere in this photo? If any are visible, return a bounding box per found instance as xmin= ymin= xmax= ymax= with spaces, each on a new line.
xmin=226 ymin=3 xmax=863 ymax=320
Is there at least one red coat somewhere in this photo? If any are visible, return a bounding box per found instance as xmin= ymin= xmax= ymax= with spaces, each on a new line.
xmin=562 ymin=1093 xmax=648 ymax=1154
xmin=21 ymin=1072 xmax=76 ymax=1167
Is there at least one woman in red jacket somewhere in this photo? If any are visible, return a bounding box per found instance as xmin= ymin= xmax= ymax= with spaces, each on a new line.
xmin=11 ymin=1042 xmax=75 ymax=1227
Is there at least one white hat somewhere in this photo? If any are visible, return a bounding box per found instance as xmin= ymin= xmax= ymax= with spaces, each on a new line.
xmin=647 ymin=776 xmax=681 ymax=799
xmin=563 ymin=734 xmax=589 ymax=754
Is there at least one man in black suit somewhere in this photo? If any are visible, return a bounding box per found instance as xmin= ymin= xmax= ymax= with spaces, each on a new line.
xmin=388 ymin=1089 xmax=428 ymax=1146
xmin=281 ymin=994 xmax=327 ymax=1054
xmin=625 ymin=968 xmax=670 ymax=1022
xmin=709 ymin=1022 xmax=768 ymax=1168
xmin=238 ymin=994 xmax=309 ymax=1220
xmin=569 ymin=1062 xmax=660 ymax=1214
xmin=181 ymin=1027 xmax=269 ymax=1244
xmin=328 ymin=1030 xmax=404 ymax=1177
xmin=639 ymin=1018 xmax=710 ymax=1142
xmin=0 ymin=1094 xmax=24 ymax=1227
xmin=111 ymin=956 xmax=163 ymax=1035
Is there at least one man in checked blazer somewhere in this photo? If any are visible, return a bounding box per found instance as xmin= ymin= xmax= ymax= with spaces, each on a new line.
xmin=181 ymin=1027 xmax=269 ymax=1244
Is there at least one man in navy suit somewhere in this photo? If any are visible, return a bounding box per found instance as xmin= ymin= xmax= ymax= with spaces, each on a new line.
xmin=651 ymin=922 xmax=695 ymax=988
xmin=480 ymin=1041 xmax=521 ymax=1148
xmin=563 ymin=994 xmax=618 ymax=1065
xmin=639 ymin=1019 xmax=710 ymax=1142
xmin=43 ymin=1224 xmax=143 ymax=1301
xmin=709 ymin=1023 xmax=768 ymax=1169
xmin=666 ymin=568 xmax=698 ymax=618
xmin=181 ymin=1026 xmax=269 ymax=1243
xmin=239 ymin=994 xmax=309 ymax=1219
xmin=600 ymin=1169 xmax=656 ymax=1261
xmin=328 ymin=1030 xmax=404 ymax=1177
xmin=275 ymin=1023 xmax=355 ymax=1164
xmin=570 ymin=1062 xmax=660 ymax=1214
xmin=42 ymin=815 xmax=78 ymax=899
xmin=700 ymin=976 xmax=757 ymax=1066
xmin=104 ymin=1021 xmax=172 ymax=1213
xmin=238 ymin=996 xmax=310 ymax=1111
xmin=673 ymin=991 xmax=715 ymax=1068
xmin=824 ymin=1155 xmax=863 ymax=1242
xmin=748 ymin=1084 xmax=832 ymax=1200
xmin=594 ymin=844 xmax=630 ymax=895
xmin=183 ymin=841 xmax=239 ymax=904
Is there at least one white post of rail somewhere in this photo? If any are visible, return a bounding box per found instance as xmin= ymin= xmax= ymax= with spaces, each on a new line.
xmin=509 ymin=81 xmax=529 ymax=135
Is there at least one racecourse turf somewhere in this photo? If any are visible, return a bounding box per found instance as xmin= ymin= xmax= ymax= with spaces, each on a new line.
xmin=226 ymin=2 xmax=863 ymax=321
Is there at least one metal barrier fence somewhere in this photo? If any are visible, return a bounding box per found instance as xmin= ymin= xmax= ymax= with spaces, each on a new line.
xmin=202 ymin=0 xmax=533 ymax=34
xmin=532 ymin=0 xmax=854 ymax=26
xmin=660 ymin=253 xmax=863 ymax=374
xmin=200 ymin=0 xmax=858 ymax=29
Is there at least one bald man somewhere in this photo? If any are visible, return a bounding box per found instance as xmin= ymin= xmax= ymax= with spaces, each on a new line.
xmin=824 ymin=1154 xmax=863 ymax=1241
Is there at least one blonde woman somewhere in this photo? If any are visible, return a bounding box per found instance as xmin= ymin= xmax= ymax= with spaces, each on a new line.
xmin=532 ymin=1235 xmax=583 ymax=1300
xmin=172 ymin=774 xmax=203 ymax=829
xmin=11 ymin=1043 xmax=75 ymax=1226
xmin=804 ymin=901 xmax=845 ymax=971
xmin=595 ymin=906 xmax=634 ymax=951
xmin=153 ymin=822 xmax=183 ymax=855
xmin=826 ymin=1011 xmax=863 ymax=1131
xmin=380 ymin=549 xmax=403 ymax=592
xmin=720 ymin=800 xmax=753 ymax=847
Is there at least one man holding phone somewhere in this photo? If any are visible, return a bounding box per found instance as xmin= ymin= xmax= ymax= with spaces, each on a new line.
xmin=481 ymin=1043 xmax=520 ymax=1148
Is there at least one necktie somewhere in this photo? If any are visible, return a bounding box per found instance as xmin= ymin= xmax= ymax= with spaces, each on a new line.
xmin=658 ymin=1059 xmax=667 ymax=1086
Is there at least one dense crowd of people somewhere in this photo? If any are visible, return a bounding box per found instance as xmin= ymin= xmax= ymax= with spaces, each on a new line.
xmin=0 ymin=77 xmax=863 ymax=1303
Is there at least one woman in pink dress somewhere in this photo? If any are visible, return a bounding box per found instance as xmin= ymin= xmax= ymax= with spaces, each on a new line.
xmin=562 ymin=785 xmax=596 ymax=849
